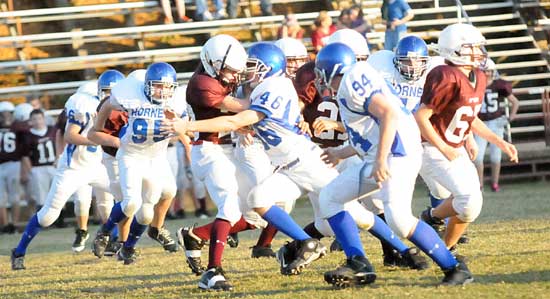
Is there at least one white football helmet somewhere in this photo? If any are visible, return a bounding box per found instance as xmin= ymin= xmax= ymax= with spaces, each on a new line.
xmin=481 ymin=58 xmax=498 ymax=79
xmin=437 ymin=23 xmax=487 ymax=67
xmin=274 ymin=37 xmax=309 ymax=78
xmin=0 ymin=101 xmax=15 ymax=113
xmin=327 ymin=29 xmax=370 ymax=61
xmin=76 ymin=81 xmax=98 ymax=97
xmin=128 ymin=69 xmax=147 ymax=82
xmin=14 ymin=103 xmax=34 ymax=121
xmin=200 ymin=34 xmax=247 ymax=85
xmin=366 ymin=50 xmax=396 ymax=82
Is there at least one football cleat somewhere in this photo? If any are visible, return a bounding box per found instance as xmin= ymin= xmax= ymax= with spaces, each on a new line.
xmin=329 ymin=239 xmax=343 ymax=252
xmin=194 ymin=209 xmax=211 ymax=219
xmin=198 ymin=267 xmax=233 ymax=291
xmin=104 ymin=240 xmax=123 ymax=257
xmin=399 ymin=247 xmax=430 ymax=270
xmin=117 ymin=246 xmax=138 ymax=265
xmin=458 ymin=232 xmax=470 ymax=244
xmin=281 ymin=238 xmax=327 ymax=275
xmin=147 ymin=226 xmax=178 ymax=253
xmin=92 ymin=230 xmax=111 ymax=258
xmin=227 ymin=233 xmax=239 ymax=248
xmin=72 ymin=229 xmax=89 ymax=253
xmin=420 ymin=207 xmax=445 ymax=234
xmin=11 ymin=249 xmax=25 ymax=270
xmin=251 ymin=245 xmax=276 ymax=258
xmin=176 ymin=225 xmax=206 ymax=275
xmin=441 ymin=258 xmax=474 ymax=286
xmin=324 ymin=255 xmax=377 ymax=288
xmin=276 ymin=241 xmax=298 ymax=275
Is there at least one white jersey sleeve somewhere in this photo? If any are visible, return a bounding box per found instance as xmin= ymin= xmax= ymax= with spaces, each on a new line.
xmin=249 ymin=76 xmax=312 ymax=165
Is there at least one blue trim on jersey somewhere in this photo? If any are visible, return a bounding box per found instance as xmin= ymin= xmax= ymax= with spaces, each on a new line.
xmin=391 ymin=132 xmax=407 ymax=157
xmin=339 ymin=97 xmax=369 ymax=116
xmin=363 ymin=89 xmax=383 ymax=114
xmin=64 ymin=112 xmax=91 ymax=167
xmin=250 ymin=105 xmax=272 ymax=118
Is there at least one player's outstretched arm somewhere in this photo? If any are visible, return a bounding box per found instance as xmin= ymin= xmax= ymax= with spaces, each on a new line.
xmin=65 ymin=124 xmax=96 ymax=146
xmin=162 ymin=109 xmax=265 ymax=135
xmin=415 ymin=104 xmax=460 ymax=161
xmin=471 ymin=117 xmax=518 ymax=163
xmin=216 ymin=95 xmax=251 ymax=113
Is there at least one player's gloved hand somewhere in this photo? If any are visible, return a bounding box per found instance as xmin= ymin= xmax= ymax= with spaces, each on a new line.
xmin=312 ymin=118 xmax=338 ymax=136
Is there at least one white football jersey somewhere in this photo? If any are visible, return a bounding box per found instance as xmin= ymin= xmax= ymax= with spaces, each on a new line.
xmin=368 ymin=51 xmax=426 ymax=113
xmin=110 ymin=78 xmax=188 ymax=157
xmin=249 ymin=76 xmax=312 ymax=165
xmin=337 ymin=61 xmax=421 ymax=159
xmin=59 ymin=92 xmax=103 ymax=169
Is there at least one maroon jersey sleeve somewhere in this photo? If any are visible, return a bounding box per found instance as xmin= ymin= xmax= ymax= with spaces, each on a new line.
xmin=494 ymin=79 xmax=512 ymax=98
xmin=421 ymin=66 xmax=486 ymax=148
xmin=294 ymin=62 xmax=319 ymax=105
xmin=55 ymin=109 xmax=67 ymax=135
xmin=421 ymin=65 xmax=459 ymax=114
xmin=303 ymin=96 xmax=347 ymax=148
xmin=186 ymin=71 xmax=234 ymax=143
xmin=479 ymin=79 xmax=512 ymax=121
xmin=96 ymin=98 xmax=128 ymax=156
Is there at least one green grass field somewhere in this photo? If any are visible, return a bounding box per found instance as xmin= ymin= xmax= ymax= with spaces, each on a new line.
xmin=1 ymin=182 xmax=549 ymax=299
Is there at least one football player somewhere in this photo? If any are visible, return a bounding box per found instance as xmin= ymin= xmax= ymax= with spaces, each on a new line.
xmin=90 ymin=63 xmax=186 ymax=264
xmin=11 ymin=81 xmax=113 ymax=270
xmin=474 ymin=58 xmax=519 ymax=192
xmin=315 ymin=42 xmax=473 ymax=287
xmin=166 ymin=42 xmax=330 ymax=289
xmin=416 ymin=24 xmax=517 ymax=254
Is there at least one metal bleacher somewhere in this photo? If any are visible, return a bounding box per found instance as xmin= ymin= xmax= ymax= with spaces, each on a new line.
xmin=0 ymin=0 xmax=548 ymax=146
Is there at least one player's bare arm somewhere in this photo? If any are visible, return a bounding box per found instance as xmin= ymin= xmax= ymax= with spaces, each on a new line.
xmin=471 ymin=117 xmax=518 ymax=163
xmin=368 ymin=93 xmax=398 ymax=183
xmin=415 ymin=103 xmax=460 ymax=161
xmin=163 ymin=109 xmax=264 ymax=135
xmin=320 ymin=144 xmax=357 ymax=167
xmin=20 ymin=156 xmax=32 ymax=184
xmin=64 ymin=123 xmax=96 ymax=146
xmin=215 ymin=95 xmax=251 ymax=113
xmin=312 ymin=118 xmax=345 ymax=135
xmin=92 ymin=100 xmax=114 ymax=133
xmin=464 ymin=133 xmax=478 ymax=161
xmin=87 ymin=129 xmax=120 ymax=149
xmin=507 ymin=93 xmax=519 ymax=121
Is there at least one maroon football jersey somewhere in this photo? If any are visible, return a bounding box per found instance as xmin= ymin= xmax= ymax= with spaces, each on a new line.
xmin=478 ymin=79 xmax=512 ymax=121
xmin=186 ymin=69 xmax=234 ymax=144
xmin=421 ymin=65 xmax=487 ymax=148
xmin=21 ymin=126 xmax=57 ymax=166
xmin=0 ymin=121 xmax=29 ymax=163
xmin=97 ymin=98 xmax=129 ymax=157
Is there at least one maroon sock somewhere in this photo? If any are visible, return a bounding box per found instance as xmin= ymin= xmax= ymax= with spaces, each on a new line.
xmin=229 ymin=216 xmax=255 ymax=234
xmin=193 ymin=222 xmax=214 ymax=241
xmin=256 ymin=223 xmax=278 ymax=247
xmin=208 ymin=218 xmax=231 ymax=268
xmin=198 ymin=198 xmax=207 ymax=211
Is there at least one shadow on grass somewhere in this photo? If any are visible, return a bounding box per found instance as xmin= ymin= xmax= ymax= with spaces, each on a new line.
xmin=476 ymin=270 xmax=550 ymax=284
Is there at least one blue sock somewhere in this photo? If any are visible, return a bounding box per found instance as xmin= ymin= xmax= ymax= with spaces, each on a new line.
xmin=14 ymin=214 xmax=42 ymax=256
xmin=430 ymin=193 xmax=444 ymax=208
xmin=327 ymin=211 xmax=364 ymax=257
xmin=262 ymin=206 xmax=310 ymax=241
xmin=111 ymin=226 xmax=119 ymax=241
xmin=409 ymin=221 xmax=457 ymax=270
xmin=368 ymin=215 xmax=409 ymax=254
xmin=124 ymin=217 xmax=147 ymax=248
xmin=102 ymin=202 xmax=126 ymax=233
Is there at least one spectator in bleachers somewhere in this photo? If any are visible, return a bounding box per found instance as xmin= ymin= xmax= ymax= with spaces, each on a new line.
xmin=195 ymin=0 xmax=226 ymax=21
xmin=227 ymin=0 xmax=273 ymax=19
xmin=160 ymin=0 xmax=192 ymax=23
xmin=381 ymin=0 xmax=414 ymax=51
xmin=277 ymin=14 xmax=304 ymax=40
xmin=348 ymin=4 xmax=371 ymax=36
xmin=311 ymin=11 xmax=337 ymax=53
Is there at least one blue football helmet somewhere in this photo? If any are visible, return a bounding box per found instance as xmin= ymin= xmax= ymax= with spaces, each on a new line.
xmin=394 ymin=36 xmax=429 ymax=82
xmin=97 ymin=69 xmax=125 ymax=100
xmin=314 ymin=42 xmax=356 ymax=96
xmin=243 ymin=42 xmax=286 ymax=84
xmin=144 ymin=62 xmax=178 ymax=104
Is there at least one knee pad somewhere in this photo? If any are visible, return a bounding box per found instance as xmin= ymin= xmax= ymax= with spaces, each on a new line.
xmin=121 ymin=198 xmax=142 ymax=217
xmin=247 ymin=186 xmax=274 ymax=209
xmin=454 ymin=192 xmax=483 ymax=223
xmin=37 ymin=207 xmax=61 ymax=227
xmin=345 ymin=201 xmax=375 ymax=231
xmin=136 ymin=203 xmax=155 ymax=225
xmin=383 ymin=207 xmax=417 ymax=238
xmin=161 ymin=183 xmax=177 ymax=201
